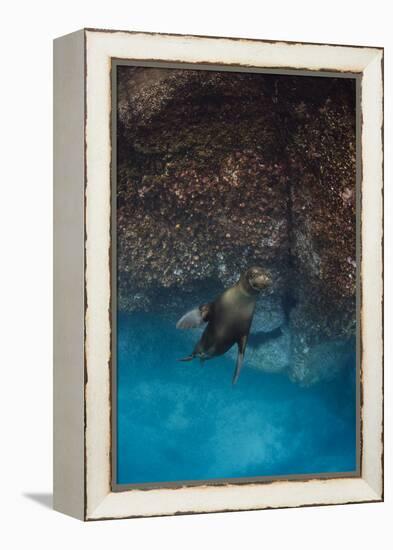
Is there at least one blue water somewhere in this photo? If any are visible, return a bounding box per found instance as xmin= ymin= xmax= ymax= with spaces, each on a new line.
xmin=117 ymin=312 xmax=357 ymax=485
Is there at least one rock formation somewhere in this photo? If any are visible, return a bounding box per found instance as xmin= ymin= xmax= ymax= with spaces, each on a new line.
xmin=117 ymin=66 xmax=356 ymax=385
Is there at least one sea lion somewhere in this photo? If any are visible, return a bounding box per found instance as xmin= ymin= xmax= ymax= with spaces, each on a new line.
xmin=176 ymin=266 xmax=272 ymax=384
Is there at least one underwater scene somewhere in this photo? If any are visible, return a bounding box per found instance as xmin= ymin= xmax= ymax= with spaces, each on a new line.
xmin=117 ymin=311 xmax=356 ymax=484
xmin=115 ymin=66 xmax=358 ymax=484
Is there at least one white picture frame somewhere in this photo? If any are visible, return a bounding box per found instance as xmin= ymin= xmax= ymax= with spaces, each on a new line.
xmin=53 ymin=28 xmax=383 ymax=521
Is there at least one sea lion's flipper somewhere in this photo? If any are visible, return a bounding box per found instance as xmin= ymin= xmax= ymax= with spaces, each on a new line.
xmin=176 ymin=303 xmax=212 ymax=329
xmin=178 ymin=355 xmax=195 ymax=362
xmin=232 ymin=335 xmax=248 ymax=385
xmin=176 ymin=308 xmax=204 ymax=329
xmin=232 ymin=352 xmax=244 ymax=385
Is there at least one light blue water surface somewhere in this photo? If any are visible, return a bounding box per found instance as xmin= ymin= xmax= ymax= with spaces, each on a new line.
xmin=117 ymin=312 xmax=357 ymax=484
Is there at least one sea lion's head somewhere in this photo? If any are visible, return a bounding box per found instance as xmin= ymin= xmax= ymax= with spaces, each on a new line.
xmin=240 ymin=266 xmax=272 ymax=294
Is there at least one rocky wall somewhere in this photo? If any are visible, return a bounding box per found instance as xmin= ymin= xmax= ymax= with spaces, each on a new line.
xmin=117 ymin=66 xmax=356 ymax=384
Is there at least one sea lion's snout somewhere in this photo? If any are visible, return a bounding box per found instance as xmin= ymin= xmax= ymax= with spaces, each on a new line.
xmin=246 ymin=266 xmax=272 ymax=291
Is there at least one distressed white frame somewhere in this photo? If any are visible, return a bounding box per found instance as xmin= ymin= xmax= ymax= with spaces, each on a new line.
xmin=55 ymin=29 xmax=384 ymax=521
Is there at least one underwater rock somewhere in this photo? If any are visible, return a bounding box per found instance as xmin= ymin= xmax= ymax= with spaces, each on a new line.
xmin=252 ymin=295 xmax=286 ymax=333
xmin=288 ymin=338 xmax=355 ymax=386
xmin=117 ymin=68 xmax=291 ymax=312
xmin=286 ymin=84 xmax=356 ymax=384
xmin=117 ymin=67 xmax=356 ymax=384
xmin=231 ymin=325 xmax=290 ymax=375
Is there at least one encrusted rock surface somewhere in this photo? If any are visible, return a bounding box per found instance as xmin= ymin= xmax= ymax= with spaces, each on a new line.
xmin=286 ymin=81 xmax=357 ymax=384
xmin=117 ymin=68 xmax=290 ymax=309
xmin=117 ymin=67 xmax=356 ymax=384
